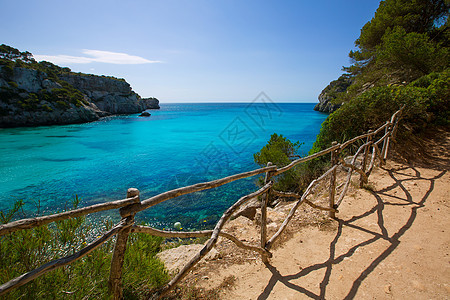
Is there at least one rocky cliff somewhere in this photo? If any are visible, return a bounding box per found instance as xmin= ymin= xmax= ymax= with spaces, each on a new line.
xmin=314 ymin=74 xmax=353 ymax=113
xmin=0 ymin=63 xmax=159 ymax=127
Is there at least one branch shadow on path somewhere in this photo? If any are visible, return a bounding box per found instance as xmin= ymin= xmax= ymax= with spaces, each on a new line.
xmin=257 ymin=166 xmax=447 ymax=300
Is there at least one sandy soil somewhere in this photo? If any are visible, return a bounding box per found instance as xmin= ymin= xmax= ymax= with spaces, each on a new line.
xmin=160 ymin=130 xmax=450 ymax=299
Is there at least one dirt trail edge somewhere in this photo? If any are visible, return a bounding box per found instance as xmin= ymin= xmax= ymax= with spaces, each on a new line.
xmin=160 ymin=132 xmax=449 ymax=299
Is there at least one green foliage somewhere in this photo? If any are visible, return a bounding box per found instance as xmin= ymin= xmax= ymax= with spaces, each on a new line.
xmin=375 ymin=27 xmax=449 ymax=81
xmin=345 ymin=0 xmax=449 ymax=86
xmin=52 ymin=87 xmax=85 ymax=106
xmin=0 ymin=199 xmax=169 ymax=299
xmin=0 ymin=44 xmax=34 ymax=63
xmin=7 ymin=81 xmax=18 ymax=88
xmin=319 ymin=74 xmax=354 ymax=105
xmin=56 ymin=100 xmax=70 ymax=109
xmin=354 ymin=0 xmax=449 ymax=54
xmin=41 ymin=104 xmax=53 ymax=112
xmin=123 ymin=233 xmax=169 ymax=298
xmin=312 ymin=70 xmax=450 ymax=152
xmin=318 ymin=0 xmax=449 ymax=157
xmin=1 ymin=63 xmax=14 ymax=79
xmin=254 ymin=133 xmax=303 ymax=192
xmin=254 ymin=133 xmax=301 ymax=166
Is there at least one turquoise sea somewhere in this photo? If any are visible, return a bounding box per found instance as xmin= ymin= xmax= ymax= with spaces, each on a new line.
xmin=0 ymin=102 xmax=327 ymax=229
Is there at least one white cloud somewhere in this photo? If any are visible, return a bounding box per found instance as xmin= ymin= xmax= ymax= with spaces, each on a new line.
xmin=33 ymin=49 xmax=161 ymax=65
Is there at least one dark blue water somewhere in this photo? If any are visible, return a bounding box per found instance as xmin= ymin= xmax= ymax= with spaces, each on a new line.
xmin=0 ymin=102 xmax=327 ymax=229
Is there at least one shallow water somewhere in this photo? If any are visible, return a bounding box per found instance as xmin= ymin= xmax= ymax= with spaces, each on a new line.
xmin=0 ymin=102 xmax=327 ymax=229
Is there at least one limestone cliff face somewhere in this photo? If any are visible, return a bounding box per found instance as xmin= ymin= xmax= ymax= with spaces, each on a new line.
xmin=314 ymin=75 xmax=353 ymax=113
xmin=0 ymin=66 xmax=159 ymax=127
xmin=59 ymin=74 xmax=148 ymax=114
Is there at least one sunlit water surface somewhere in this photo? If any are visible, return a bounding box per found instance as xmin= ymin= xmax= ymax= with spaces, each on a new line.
xmin=0 ymin=103 xmax=327 ymax=229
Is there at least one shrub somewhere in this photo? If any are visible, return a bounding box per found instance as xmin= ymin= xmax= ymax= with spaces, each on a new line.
xmin=311 ymin=69 xmax=449 ymax=153
xmin=0 ymin=199 xmax=169 ymax=299
xmin=7 ymin=81 xmax=18 ymax=88
xmin=41 ymin=104 xmax=53 ymax=112
xmin=254 ymin=133 xmax=302 ymax=192
xmin=56 ymin=100 xmax=69 ymax=109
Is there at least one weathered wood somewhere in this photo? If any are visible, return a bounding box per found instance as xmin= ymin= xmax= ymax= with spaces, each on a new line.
xmin=0 ymin=220 xmax=126 ymax=296
xmin=373 ymin=142 xmax=385 ymax=166
xmin=383 ymin=129 xmax=391 ymax=160
xmin=360 ymin=131 xmax=373 ymax=187
xmin=374 ymin=125 xmax=391 ymax=146
xmin=372 ymin=121 xmax=390 ymax=136
xmin=132 ymin=225 xmax=272 ymax=258
xmin=335 ymin=140 xmax=371 ymax=208
xmin=121 ymin=166 xmax=277 ymax=217
xmin=260 ymin=162 xmax=274 ymax=263
xmin=305 ymin=200 xmax=338 ymax=212
xmin=266 ymin=165 xmax=338 ymax=250
xmin=338 ymin=144 xmax=370 ymax=184
xmin=390 ymin=109 xmax=403 ymax=140
xmin=1 ymin=107 xmax=405 ymax=297
xmin=156 ymin=182 xmax=273 ymax=298
xmin=273 ymin=144 xmax=340 ymax=176
xmin=329 ymin=142 xmax=339 ymax=218
xmin=390 ymin=106 xmax=404 ymax=123
xmin=0 ymin=196 xmax=139 ymax=236
xmin=366 ymin=145 xmax=377 ymax=176
xmin=109 ymin=188 xmax=140 ymax=300
xmin=132 ymin=225 xmax=212 ymax=238
xmin=272 ymin=190 xmax=301 ymax=199
xmin=272 ymin=190 xmax=338 ymax=212
xmin=335 ymin=143 xmax=363 ymax=209
xmin=335 ymin=168 xmax=353 ymax=208
xmin=383 ymin=107 xmax=404 ymax=158
xmin=391 ymin=115 xmax=401 ymax=140
xmin=221 ymin=231 xmax=272 ymax=258
xmin=339 ymin=132 xmax=372 ymax=151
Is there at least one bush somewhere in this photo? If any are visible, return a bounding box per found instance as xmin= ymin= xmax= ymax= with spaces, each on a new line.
xmin=7 ymin=81 xmax=18 ymax=88
xmin=41 ymin=104 xmax=53 ymax=112
xmin=254 ymin=133 xmax=302 ymax=192
xmin=1 ymin=63 xmax=14 ymax=79
xmin=311 ymin=69 xmax=449 ymax=153
xmin=0 ymin=199 xmax=169 ymax=299
xmin=56 ymin=100 xmax=70 ymax=109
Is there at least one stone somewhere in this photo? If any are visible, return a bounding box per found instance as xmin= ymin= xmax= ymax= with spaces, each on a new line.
xmin=157 ymin=244 xmax=221 ymax=274
xmin=0 ymin=65 xmax=160 ymax=128
xmin=139 ymin=111 xmax=151 ymax=117
xmin=314 ymin=74 xmax=353 ymax=113
xmin=231 ymin=197 xmax=260 ymax=220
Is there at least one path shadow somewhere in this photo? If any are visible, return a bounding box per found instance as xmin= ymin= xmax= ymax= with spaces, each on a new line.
xmin=257 ymin=165 xmax=446 ymax=299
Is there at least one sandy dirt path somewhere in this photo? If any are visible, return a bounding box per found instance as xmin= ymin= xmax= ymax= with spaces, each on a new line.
xmin=161 ymin=131 xmax=449 ymax=299
xmin=206 ymin=161 xmax=449 ymax=299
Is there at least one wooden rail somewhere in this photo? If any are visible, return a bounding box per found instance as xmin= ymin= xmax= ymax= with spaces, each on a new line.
xmin=0 ymin=107 xmax=404 ymax=298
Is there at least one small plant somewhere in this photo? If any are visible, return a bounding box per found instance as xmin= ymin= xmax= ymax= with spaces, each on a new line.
xmin=254 ymin=133 xmax=303 ymax=192
xmin=0 ymin=198 xmax=169 ymax=299
xmin=7 ymin=81 xmax=18 ymax=88
xmin=56 ymin=100 xmax=69 ymax=109
xmin=362 ymin=183 xmax=376 ymax=192
xmin=41 ymin=104 xmax=53 ymax=112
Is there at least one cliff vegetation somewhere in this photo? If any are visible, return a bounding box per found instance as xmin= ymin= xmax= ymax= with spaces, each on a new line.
xmin=312 ymin=0 xmax=449 ymax=152
xmin=0 ymin=44 xmax=160 ymax=127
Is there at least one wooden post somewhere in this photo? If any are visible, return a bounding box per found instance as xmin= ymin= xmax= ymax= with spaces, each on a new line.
xmin=381 ymin=121 xmax=390 ymax=162
xmin=109 ymin=188 xmax=140 ymax=300
xmin=329 ymin=142 xmax=338 ymax=218
xmin=360 ymin=130 xmax=373 ymax=187
xmin=260 ymin=162 xmax=273 ymax=263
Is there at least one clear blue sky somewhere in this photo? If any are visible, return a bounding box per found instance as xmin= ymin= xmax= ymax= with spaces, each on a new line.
xmin=0 ymin=0 xmax=381 ymax=103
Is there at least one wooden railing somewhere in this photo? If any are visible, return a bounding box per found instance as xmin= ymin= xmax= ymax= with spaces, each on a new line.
xmin=0 ymin=107 xmax=404 ymax=299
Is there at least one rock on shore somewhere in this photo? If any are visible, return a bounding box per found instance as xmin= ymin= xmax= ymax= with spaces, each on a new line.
xmin=314 ymin=74 xmax=353 ymax=113
xmin=0 ymin=66 xmax=159 ymax=127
